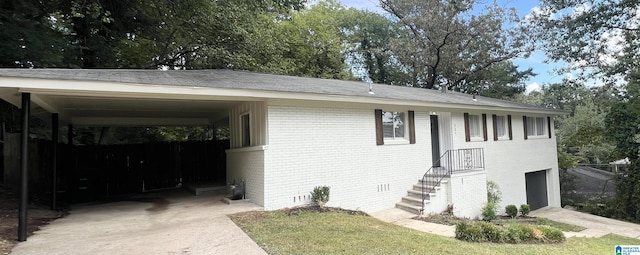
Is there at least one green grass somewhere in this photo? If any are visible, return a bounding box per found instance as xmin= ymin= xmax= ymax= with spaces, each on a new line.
xmin=230 ymin=210 xmax=640 ymax=255
xmin=534 ymin=217 xmax=586 ymax=232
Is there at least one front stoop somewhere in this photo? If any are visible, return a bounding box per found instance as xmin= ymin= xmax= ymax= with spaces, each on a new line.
xmin=395 ymin=179 xmax=447 ymax=215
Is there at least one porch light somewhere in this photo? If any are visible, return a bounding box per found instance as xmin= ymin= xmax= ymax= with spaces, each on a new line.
xmin=368 ymin=83 xmax=375 ymax=95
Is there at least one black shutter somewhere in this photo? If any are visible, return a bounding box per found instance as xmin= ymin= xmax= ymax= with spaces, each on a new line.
xmin=547 ymin=116 xmax=552 ymax=139
xmin=463 ymin=113 xmax=470 ymax=142
xmin=492 ymin=114 xmax=498 ymax=141
xmin=507 ymin=115 xmax=513 ymax=140
xmin=408 ymin=111 xmax=416 ymax=144
xmin=523 ymin=116 xmax=528 ymax=140
xmin=482 ymin=114 xmax=488 ymax=141
xmin=375 ymin=109 xmax=384 ymax=145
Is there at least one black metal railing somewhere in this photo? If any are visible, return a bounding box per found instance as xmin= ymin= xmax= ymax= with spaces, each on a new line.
xmin=421 ymin=148 xmax=485 ymax=214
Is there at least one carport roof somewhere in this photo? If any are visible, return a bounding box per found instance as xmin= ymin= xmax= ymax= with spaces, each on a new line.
xmin=0 ymin=69 xmax=565 ymax=125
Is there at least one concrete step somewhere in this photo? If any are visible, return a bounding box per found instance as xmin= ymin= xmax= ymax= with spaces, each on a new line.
xmin=401 ymin=196 xmax=425 ymax=206
xmin=395 ymin=201 xmax=424 ymax=215
xmin=418 ymin=179 xmax=449 ymax=185
xmin=412 ymin=184 xmax=441 ymax=192
xmin=407 ymin=189 xmax=436 ymax=199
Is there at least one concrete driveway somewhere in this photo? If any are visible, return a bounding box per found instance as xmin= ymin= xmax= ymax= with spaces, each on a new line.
xmin=10 ymin=190 xmax=267 ymax=255
xmin=531 ymin=207 xmax=640 ymax=239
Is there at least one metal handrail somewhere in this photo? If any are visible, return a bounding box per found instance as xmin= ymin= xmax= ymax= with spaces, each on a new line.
xmin=420 ymin=148 xmax=485 ymax=214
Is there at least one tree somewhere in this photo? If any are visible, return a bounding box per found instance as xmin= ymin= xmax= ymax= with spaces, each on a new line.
xmin=338 ymin=8 xmax=409 ymax=85
xmin=0 ymin=0 xmax=68 ymax=67
xmin=534 ymin=0 xmax=640 ymax=83
xmin=380 ymin=0 xmax=535 ymax=92
xmin=602 ymin=71 xmax=640 ymax=221
xmin=274 ymin=0 xmax=353 ymax=79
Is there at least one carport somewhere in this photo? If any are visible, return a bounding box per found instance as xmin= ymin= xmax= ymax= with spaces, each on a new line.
xmin=0 ymin=69 xmax=264 ymax=241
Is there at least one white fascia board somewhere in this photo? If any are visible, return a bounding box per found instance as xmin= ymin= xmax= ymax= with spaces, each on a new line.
xmin=266 ymin=98 xmax=568 ymax=116
xmin=1 ymin=77 xmax=566 ymax=116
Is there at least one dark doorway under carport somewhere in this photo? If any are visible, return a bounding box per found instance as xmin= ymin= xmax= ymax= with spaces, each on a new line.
xmin=2 ymin=134 xmax=229 ymax=204
xmin=66 ymin=139 xmax=229 ymax=203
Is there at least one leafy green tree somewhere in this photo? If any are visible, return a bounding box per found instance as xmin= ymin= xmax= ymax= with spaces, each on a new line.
xmin=380 ymin=0 xmax=535 ymax=91
xmin=0 ymin=0 xmax=68 ymax=67
xmin=603 ymin=71 xmax=640 ymax=221
xmin=274 ymin=0 xmax=352 ymax=79
xmin=338 ymin=8 xmax=408 ymax=85
xmin=534 ymin=0 xmax=640 ymax=83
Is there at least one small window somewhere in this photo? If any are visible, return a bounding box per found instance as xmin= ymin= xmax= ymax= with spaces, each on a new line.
xmin=495 ymin=116 xmax=506 ymax=138
xmin=382 ymin=111 xmax=405 ymax=140
xmin=375 ymin=109 xmax=415 ymax=145
xmin=464 ymin=113 xmax=487 ymax=142
xmin=468 ymin=115 xmax=482 ymax=138
xmin=493 ymin=114 xmax=512 ymax=141
xmin=527 ymin=117 xmax=545 ymax=137
xmin=241 ymin=113 xmax=250 ymax=147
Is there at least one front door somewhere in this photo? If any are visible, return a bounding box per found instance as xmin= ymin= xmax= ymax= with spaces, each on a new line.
xmin=430 ymin=115 xmax=441 ymax=167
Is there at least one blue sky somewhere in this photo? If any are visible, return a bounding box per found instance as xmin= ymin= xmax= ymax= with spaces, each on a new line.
xmin=339 ymin=0 xmax=563 ymax=93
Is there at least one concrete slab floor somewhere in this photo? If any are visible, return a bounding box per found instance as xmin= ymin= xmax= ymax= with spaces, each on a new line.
xmin=10 ymin=190 xmax=267 ymax=255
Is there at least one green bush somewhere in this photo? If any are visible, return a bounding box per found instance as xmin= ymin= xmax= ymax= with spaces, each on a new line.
xmin=487 ymin=181 xmax=502 ymax=204
xmin=537 ymin=225 xmax=566 ymax=243
xmin=481 ymin=202 xmax=498 ymax=221
xmin=520 ymin=204 xmax=530 ymax=217
xmin=456 ymin=221 xmax=565 ymax=244
xmin=477 ymin=221 xmax=504 ymax=243
xmin=504 ymin=223 xmax=523 ymax=243
xmin=310 ymin=186 xmax=330 ymax=206
xmin=505 ymin=205 xmax=518 ymax=218
xmin=455 ymin=221 xmax=482 ymax=242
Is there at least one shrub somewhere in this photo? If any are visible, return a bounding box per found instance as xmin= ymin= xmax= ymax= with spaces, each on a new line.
xmin=487 ymin=181 xmax=502 ymax=204
xmin=310 ymin=186 xmax=330 ymax=206
xmin=520 ymin=204 xmax=531 ymax=217
xmin=455 ymin=221 xmax=484 ymax=242
xmin=477 ymin=221 xmax=504 ymax=243
xmin=537 ymin=225 xmax=566 ymax=243
xmin=481 ymin=202 xmax=498 ymax=221
xmin=505 ymin=205 xmax=518 ymax=218
xmin=455 ymin=221 xmax=565 ymax=244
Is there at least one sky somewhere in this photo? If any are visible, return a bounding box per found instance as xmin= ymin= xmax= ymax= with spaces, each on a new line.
xmin=339 ymin=0 xmax=562 ymax=93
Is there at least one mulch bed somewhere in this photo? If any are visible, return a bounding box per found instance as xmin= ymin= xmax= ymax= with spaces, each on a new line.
xmin=280 ymin=206 xmax=368 ymax=216
xmin=414 ymin=213 xmax=537 ymax=226
xmin=229 ymin=206 xmax=368 ymax=226
xmin=0 ymin=188 xmax=68 ymax=255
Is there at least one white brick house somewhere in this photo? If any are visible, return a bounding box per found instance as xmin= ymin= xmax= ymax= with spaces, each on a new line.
xmin=0 ymin=69 xmax=564 ymax=218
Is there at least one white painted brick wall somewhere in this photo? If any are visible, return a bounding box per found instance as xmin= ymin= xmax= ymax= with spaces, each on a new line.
xmin=449 ymin=171 xmax=488 ymax=219
xmin=226 ymin=149 xmax=265 ymax=206
xmin=264 ymin=106 xmax=432 ymax=212
xmin=448 ymin=111 xmax=561 ymax=212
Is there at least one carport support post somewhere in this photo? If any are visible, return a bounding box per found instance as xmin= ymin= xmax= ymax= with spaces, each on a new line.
xmin=52 ymin=113 xmax=58 ymax=211
xmin=18 ymin=93 xmax=30 ymax=242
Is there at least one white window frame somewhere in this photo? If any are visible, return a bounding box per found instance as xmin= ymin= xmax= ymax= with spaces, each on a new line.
xmin=495 ymin=115 xmax=509 ymax=140
xmin=526 ymin=116 xmax=546 ymax=138
xmin=468 ymin=114 xmax=483 ymax=141
xmin=382 ymin=111 xmax=408 ymax=143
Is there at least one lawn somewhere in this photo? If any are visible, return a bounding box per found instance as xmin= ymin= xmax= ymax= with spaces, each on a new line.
xmin=230 ymin=210 xmax=640 ymax=255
